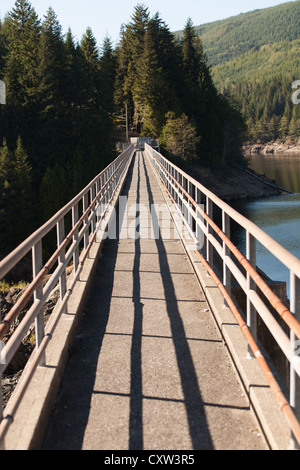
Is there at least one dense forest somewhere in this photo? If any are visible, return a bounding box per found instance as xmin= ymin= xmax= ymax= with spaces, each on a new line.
xmin=0 ymin=0 xmax=117 ymax=256
xmin=0 ymin=1 xmax=246 ymax=258
xmin=175 ymin=0 xmax=300 ymax=143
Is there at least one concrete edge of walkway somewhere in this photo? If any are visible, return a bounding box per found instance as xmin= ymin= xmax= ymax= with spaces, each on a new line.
xmin=2 ymin=159 xmax=133 ymax=451
xmin=183 ymin=246 xmax=292 ymax=451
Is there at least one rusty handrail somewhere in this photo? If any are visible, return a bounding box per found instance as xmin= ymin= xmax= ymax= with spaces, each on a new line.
xmin=0 ymin=147 xmax=133 ymax=340
xmin=145 ymin=142 xmax=300 ymax=448
xmin=149 ymin=150 xmax=300 ymax=340
xmin=0 ymin=144 xmax=135 ymax=438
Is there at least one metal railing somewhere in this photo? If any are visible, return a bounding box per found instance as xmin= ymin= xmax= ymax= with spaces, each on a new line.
xmin=145 ymin=143 xmax=300 ymax=448
xmin=0 ymin=144 xmax=135 ymax=442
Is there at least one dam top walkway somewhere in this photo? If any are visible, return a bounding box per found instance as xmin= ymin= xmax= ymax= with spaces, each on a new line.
xmin=0 ymin=144 xmax=300 ymax=450
xmin=41 ymin=151 xmax=266 ymax=450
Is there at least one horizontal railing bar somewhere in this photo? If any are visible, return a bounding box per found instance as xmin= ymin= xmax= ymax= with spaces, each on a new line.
xmin=0 ymin=145 xmax=134 ymax=280
xmin=0 ymin=298 xmax=43 ymax=375
xmin=147 ymin=145 xmax=300 ymax=445
xmin=0 ymin=145 xmax=135 ymax=440
xmin=0 ymin=148 xmax=133 ymax=339
xmin=193 ymin=248 xmax=300 ymax=447
xmin=247 ymin=290 xmax=296 ymax=372
xmin=152 ymin=149 xmax=300 ymax=366
xmin=0 ymin=259 xmax=84 ymax=442
xmin=146 ymin=144 xmax=300 ymax=278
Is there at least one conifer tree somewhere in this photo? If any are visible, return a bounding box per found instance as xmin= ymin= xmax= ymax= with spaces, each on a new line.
xmin=181 ymin=18 xmax=223 ymax=159
xmin=79 ymin=27 xmax=100 ymax=106
xmin=0 ymin=20 xmax=7 ymax=76
xmin=99 ymin=36 xmax=117 ymax=115
xmin=4 ymin=0 xmax=40 ymax=106
xmin=63 ymin=29 xmax=79 ymax=114
xmin=289 ymin=107 xmax=300 ymax=141
xmin=0 ymin=139 xmax=14 ymax=254
xmin=38 ymin=7 xmax=67 ymax=114
xmin=12 ymin=135 xmax=35 ymax=238
xmin=132 ymin=24 xmax=166 ymax=135
xmin=114 ymin=5 xmax=150 ymax=130
xmin=0 ymin=137 xmax=34 ymax=254
xmin=128 ymin=4 xmax=150 ymax=60
xmin=36 ymin=7 xmax=69 ymax=171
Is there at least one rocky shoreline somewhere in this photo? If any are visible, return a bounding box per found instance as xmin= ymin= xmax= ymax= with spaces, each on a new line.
xmin=1 ymin=285 xmax=59 ymax=407
xmin=243 ymin=141 xmax=300 ymax=155
xmin=190 ymin=162 xmax=283 ymax=202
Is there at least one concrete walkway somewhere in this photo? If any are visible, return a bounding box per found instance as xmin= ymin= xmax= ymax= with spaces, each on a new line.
xmin=42 ymin=152 xmax=268 ymax=450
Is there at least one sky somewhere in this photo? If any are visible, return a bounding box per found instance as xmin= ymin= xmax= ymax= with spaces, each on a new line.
xmin=0 ymin=0 xmax=296 ymax=46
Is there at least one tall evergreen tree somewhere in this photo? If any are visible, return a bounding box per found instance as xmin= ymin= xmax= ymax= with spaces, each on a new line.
xmin=0 ymin=20 xmax=7 ymax=77
xmin=64 ymin=28 xmax=82 ymax=110
xmin=35 ymin=7 xmax=69 ymax=171
xmin=79 ymin=27 xmax=100 ymax=106
xmin=12 ymin=135 xmax=35 ymax=237
xmin=0 ymin=139 xmax=15 ymax=254
xmin=38 ymin=7 xmax=67 ymax=114
xmin=132 ymin=24 xmax=165 ymax=135
xmin=0 ymin=137 xmax=34 ymax=255
xmin=128 ymin=4 xmax=150 ymax=60
xmin=114 ymin=4 xmax=150 ymax=130
xmin=181 ymin=18 xmax=222 ymax=159
xmin=99 ymin=36 xmax=117 ymax=115
xmin=4 ymin=0 xmax=40 ymax=106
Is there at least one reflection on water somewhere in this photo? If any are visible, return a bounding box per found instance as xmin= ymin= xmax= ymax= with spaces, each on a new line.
xmin=248 ymin=153 xmax=300 ymax=193
xmin=231 ymin=153 xmax=300 ymax=296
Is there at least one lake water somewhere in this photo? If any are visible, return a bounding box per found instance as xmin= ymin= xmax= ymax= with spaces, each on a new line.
xmin=231 ymin=153 xmax=300 ymax=296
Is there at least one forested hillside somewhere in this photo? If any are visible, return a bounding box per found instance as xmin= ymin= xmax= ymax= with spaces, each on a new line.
xmin=0 ymin=0 xmax=117 ymax=256
xmin=0 ymin=1 xmax=246 ymax=258
xmin=174 ymin=1 xmax=300 ymax=143
xmin=114 ymin=7 xmax=245 ymax=161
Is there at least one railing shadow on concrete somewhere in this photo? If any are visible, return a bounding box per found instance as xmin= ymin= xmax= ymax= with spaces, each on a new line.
xmin=141 ymin=154 xmax=214 ymax=449
xmin=145 ymin=143 xmax=300 ymax=449
xmin=1 ymin=140 xmax=300 ymax=449
xmin=0 ymin=144 xmax=135 ymax=448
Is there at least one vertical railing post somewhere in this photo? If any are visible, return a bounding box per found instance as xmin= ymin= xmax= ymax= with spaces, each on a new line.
xmin=290 ymin=272 xmax=300 ymax=449
xmin=99 ymin=175 xmax=104 ymax=223
xmin=96 ymin=178 xmax=101 ymax=225
xmin=90 ymin=185 xmax=96 ymax=235
xmin=171 ymin=166 xmax=175 ymax=201
xmin=72 ymin=204 xmax=79 ymax=273
xmin=83 ymin=193 xmax=89 ymax=252
xmin=113 ymin=162 xmax=117 ymax=195
xmin=0 ymin=344 xmax=4 ymax=421
xmin=103 ymin=172 xmax=108 ymax=206
xmin=222 ymin=211 xmax=231 ymax=305
xmin=195 ymin=188 xmax=202 ymax=252
xmin=108 ymin=167 xmax=112 ymax=201
xmin=57 ymin=218 xmax=67 ymax=314
xmin=187 ymin=181 xmax=192 ymax=231
xmin=246 ymin=231 xmax=257 ymax=353
xmin=206 ymin=197 xmax=213 ymax=268
xmin=183 ymin=178 xmax=187 ymax=223
xmin=32 ymin=240 xmax=45 ymax=365
xmin=0 ymin=375 xmax=3 ymax=423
